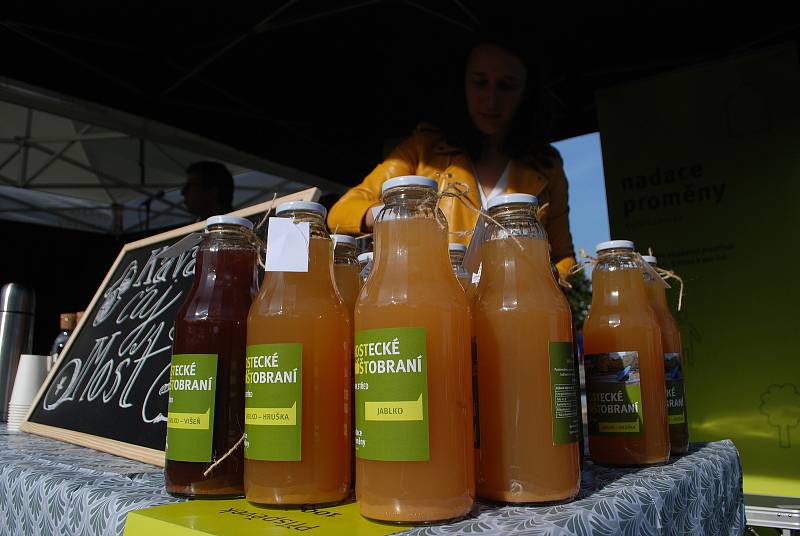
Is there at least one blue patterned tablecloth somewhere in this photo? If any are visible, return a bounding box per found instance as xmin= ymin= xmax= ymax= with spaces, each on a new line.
xmin=0 ymin=425 xmax=743 ymax=536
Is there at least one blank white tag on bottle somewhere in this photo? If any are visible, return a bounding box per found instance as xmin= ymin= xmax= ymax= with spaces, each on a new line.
xmin=265 ymin=217 xmax=310 ymax=272
xmin=463 ymin=214 xmax=486 ymax=274
xmin=156 ymin=232 xmax=203 ymax=259
xmin=471 ymin=264 xmax=482 ymax=285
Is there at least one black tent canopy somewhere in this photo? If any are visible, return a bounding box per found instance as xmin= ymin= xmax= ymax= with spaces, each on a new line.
xmin=2 ymin=2 xmax=798 ymax=186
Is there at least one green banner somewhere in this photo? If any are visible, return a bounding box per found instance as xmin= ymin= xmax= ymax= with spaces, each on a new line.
xmin=549 ymin=342 xmax=579 ymax=445
xmin=597 ymin=45 xmax=800 ymax=496
xmin=166 ymin=354 xmax=218 ymax=462
xmin=244 ymin=343 xmax=303 ymax=461
xmin=354 ymin=327 xmax=429 ymax=461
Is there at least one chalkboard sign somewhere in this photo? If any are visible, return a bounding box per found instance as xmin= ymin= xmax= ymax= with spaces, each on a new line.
xmin=22 ymin=188 xmax=319 ymax=465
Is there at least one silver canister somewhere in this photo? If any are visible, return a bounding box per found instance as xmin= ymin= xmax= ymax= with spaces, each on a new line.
xmin=0 ymin=284 xmax=36 ymax=422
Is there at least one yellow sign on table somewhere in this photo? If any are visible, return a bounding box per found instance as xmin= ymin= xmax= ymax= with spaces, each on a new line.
xmin=124 ymin=499 xmax=407 ymax=536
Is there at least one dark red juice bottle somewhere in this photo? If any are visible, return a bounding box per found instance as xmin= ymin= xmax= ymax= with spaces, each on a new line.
xmin=165 ymin=215 xmax=257 ymax=497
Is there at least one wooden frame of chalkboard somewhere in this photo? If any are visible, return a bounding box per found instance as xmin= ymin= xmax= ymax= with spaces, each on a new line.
xmin=21 ymin=187 xmax=320 ymax=466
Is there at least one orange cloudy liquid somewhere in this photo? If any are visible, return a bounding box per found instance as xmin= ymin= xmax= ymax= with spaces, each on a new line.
xmin=245 ymin=215 xmax=351 ymax=504
xmin=334 ymin=263 xmax=361 ymax=313
xmin=583 ymin=245 xmax=670 ymax=465
xmin=333 ymin=235 xmax=361 ymax=315
xmin=643 ymin=259 xmax=688 ymax=454
xmin=474 ymin=197 xmax=580 ymax=503
xmin=355 ymin=178 xmax=473 ymax=523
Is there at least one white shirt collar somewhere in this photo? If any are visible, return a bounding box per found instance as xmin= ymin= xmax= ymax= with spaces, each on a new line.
xmin=477 ymin=161 xmax=511 ymax=209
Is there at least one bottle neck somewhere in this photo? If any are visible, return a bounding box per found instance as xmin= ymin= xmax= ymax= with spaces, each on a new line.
xmin=644 ymin=276 xmax=669 ymax=310
xmin=334 ymin=244 xmax=358 ymax=265
xmin=485 ymin=203 xmax=545 ymax=241
xmin=201 ymin=224 xmax=255 ymax=252
xmin=379 ymin=186 xmax=439 ymax=222
xmin=373 ymin=187 xmax=451 ymax=281
xmin=280 ymin=210 xmax=329 ymax=238
xmin=449 ymin=251 xmax=469 ymax=277
xmin=591 ymin=249 xmax=648 ymax=307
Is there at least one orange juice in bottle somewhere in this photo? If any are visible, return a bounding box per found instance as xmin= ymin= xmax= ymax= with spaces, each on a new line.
xmin=449 ymin=242 xmax=480 ymax=471
xmin=245 ymin=201 xmax=351 ymax=505
xmin=332 ymin=234 xmax=361 ymax=314
xmin=583 ymin=240 xmax=669 ymax=465
xmin=355 ymin=176 xmax=474 ymax=523
xmin=448 ymin=243 xmax=472 ymax=291
xmin=642 ymin=255 xmax=688 ymax=454
xmin=474 ymin=194 xmax=580 ymax=503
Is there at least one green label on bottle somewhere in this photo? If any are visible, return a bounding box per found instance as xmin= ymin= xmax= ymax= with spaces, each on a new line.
xmin=354 ymin=327 xmax=429 ymax=461
xmin=244 ymin=343 xmax=303 ymax=461
xmin=665 ymin=352 xmax=687 ymax=425
xmin=166 ymin=353 xmax=218 ymax=462
xmin=550 ymin=342 xmax=579 ymax=445
xmin=585 ymin=351 xmax=644 ymax=435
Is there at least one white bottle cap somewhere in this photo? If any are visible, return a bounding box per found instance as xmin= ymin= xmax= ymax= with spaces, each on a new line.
xmin=448 ymin=243 xmax=467 ymax=253
xmin=331 ymin=234 xmax=357 ymax=247
xmin=486 ymin=193 xmax=539 ymax=210
xmin=357 ymin=252 xmax=373 ymax=263
xmin=641 ymin=255 xmax=658 ymax=265
xmin=381 ymin=175 xmax=438 ymax=194
xmin=275 ymin=201 xmax=327 ymax=218
xmin=205 ymin=215 xmax=254 ymax=230
xmin=596 ymin=240 xmax=635 ymax=252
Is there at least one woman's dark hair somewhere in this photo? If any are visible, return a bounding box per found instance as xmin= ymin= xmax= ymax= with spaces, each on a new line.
xmin=438 ymin=28 xmax=559 ymax=170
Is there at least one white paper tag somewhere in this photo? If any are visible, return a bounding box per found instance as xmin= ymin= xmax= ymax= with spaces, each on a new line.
xmin=636 ymin=252 xmax=670 ymax=289
xmin=463 ymin=215 xmax=486 ymax=274
xmin=471 ymin=264 xmax=482 ymax=285
xmin=265 ymin=217 xmax=310 ymax=272
xmin=156 ymin=232 xmax=203 ymax=259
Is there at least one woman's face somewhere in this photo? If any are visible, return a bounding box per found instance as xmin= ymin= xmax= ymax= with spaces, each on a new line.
xmin=465 ymin=43 xmax=527 ymax=138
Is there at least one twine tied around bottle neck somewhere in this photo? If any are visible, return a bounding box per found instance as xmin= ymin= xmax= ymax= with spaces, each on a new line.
xmin=567 ymin=248 xmax=684 ymax=310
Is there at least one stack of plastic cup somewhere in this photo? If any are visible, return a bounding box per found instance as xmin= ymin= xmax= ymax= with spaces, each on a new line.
xmin=7 ymin=354 xmax=49 ymax=431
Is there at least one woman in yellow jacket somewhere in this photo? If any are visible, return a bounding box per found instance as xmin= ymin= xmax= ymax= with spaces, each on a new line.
xmin=328 ymin=35 xmax=576 ymax=278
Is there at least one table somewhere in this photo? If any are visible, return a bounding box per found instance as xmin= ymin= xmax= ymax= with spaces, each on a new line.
xmin=0 ymin=425 xmax=744 ymax=536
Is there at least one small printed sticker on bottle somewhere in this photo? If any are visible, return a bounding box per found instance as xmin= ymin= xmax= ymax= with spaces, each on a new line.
xmin=550 ymin=342 xmax=579 ymax=445
xmin=584 ymin=351 xmax=644 ymax=435
xmin=665 ymin=353 xmax=686 ymax=425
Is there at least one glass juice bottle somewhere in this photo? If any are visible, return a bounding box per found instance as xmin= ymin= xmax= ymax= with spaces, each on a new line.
xmin=642 ymin=255 xmax=688 ymax=454
xmin=355 ymin=176 xmax=474 ymax=523
xmin=448 ymin=243 xmax=472 ymax=291
xmin=165 ymin=216 xmax=257 ymax=497
xmin=245 ymin=201 xmax=351 ymax=505
xmin=357 ymin=252 xmax=373 ymax=287
xmin=332 ymin=234 xmax=361 ymax=315
xmin=583 ymin=241 xmax=670 ymax=465
xmin=474 ymin=194 xmax=580 ymax=503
